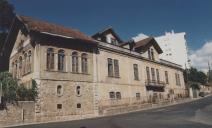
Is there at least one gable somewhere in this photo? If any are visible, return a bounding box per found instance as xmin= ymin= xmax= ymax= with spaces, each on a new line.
xmin=134 ymin=37 xmax=163 ymax=54
xmin=92 ymin=28 xmax=123 ymax=45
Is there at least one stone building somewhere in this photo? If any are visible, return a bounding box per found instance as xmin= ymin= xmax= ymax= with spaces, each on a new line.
xmin=7 ymin=15 xmax=187 ymax=121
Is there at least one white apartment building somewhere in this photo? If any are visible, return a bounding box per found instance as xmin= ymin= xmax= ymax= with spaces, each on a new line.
xmin=133 ymin=31 xmax=189 ymax=69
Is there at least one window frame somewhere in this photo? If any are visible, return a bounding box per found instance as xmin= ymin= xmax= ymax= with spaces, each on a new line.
xmin=133 ymin=64 xmax=139 ymax=80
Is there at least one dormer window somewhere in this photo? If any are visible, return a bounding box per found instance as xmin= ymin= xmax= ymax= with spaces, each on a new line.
xmin=148 ymin=48 xmax=155 ymax=61
xmin=111 ymin=38 xmax=117 ymax=45
xmin=151 ymin=49 xmax=155 ymax=61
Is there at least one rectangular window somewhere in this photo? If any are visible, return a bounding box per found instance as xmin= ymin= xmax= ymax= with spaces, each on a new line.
xmin=175 ymin=73 xmax=178 ymax=85
xmin=114 ymin=59 xmax=119 ymax=77
xmin=165 ymin=71 xmax=169 ymax=84
xmin=77 ymin=103 xmax=81 ymax=108
xmin=57 ymin=104 xmax=62 ymax=109
xmin=133 ymin=64 xmax=139 ymax=80
xmin=178 ymin=74 xmax=181 ymax=86
xmin=136 ymin=93 xmax=141 ymax=100
xmin=116 ymin=92 xmax=121 ymax=100
xmin=151 ymin=68 xmax=156 ymax=82
xmin=111 ymin=38 xmax=117 ymax=45
xmin=156 ymin=69 xmax=160 ymax=83
xmin=146 ymin=67 xmax=150 ymax=82
xmin=108 ymin=58 xmax=113 ymax=77
xmin=109 ymin=92 xmax=115 ymax=99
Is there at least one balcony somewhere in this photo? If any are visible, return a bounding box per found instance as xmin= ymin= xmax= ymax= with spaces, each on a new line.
xmin=145 ymin=79 xmax=165 ymax=92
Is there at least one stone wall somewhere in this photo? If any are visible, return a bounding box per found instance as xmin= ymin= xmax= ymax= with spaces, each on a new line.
xmin=0 ymin=101 xmax=35 ymax=127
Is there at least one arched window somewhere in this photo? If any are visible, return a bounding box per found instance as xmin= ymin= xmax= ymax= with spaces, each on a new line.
xmin=47 ymin=48 xmax=54 ymax=70
xmin=11 ymin=62 xmax=14 ymax=77
xmin=28 ymin=51 xmax=32 ymax=73
xmin=116 ymin=92 xmax=121 ymax=100
xmin=24 ymin=53 xmax=27 ymax=74
xmin=109 ymin=91 xmax=115 ymax=99
xmin=72 ymin=52 xmax=78 ymax=73
xmin=57 ymin=85 xmax=62 ymax=96
xmin=19 ymin=56 xmax=23 ymax=77
xmin=76 ymin=86 xmax=81 ymax=95
xmin=58 ymin=49 xmax=65 ymax=71
xmin=14 ymin=60 xmax=18 ymax=78
xmin=81 ymin=53 xmax=88 ymax=74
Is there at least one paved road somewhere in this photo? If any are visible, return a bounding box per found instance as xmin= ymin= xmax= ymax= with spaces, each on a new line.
xmin=12 ymin=96 xmax=212 ymax=128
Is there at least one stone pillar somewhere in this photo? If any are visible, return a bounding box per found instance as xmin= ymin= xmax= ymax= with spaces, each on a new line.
xmin=78 ymin=55 xmax=81 ymax=73
xmin=55 ymin=52 xmax=58 ymax=71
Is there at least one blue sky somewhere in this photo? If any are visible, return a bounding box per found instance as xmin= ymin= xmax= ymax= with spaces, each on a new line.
xmin=10 ymin=0 xmax=212 ymax=51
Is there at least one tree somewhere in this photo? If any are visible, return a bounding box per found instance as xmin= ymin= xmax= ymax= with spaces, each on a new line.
xmin=0 ymin=71 xmax=38 ymax=109
xmin=184 ymin=67 xmax=208 ymax=89
xmin=0 ymin=0 xmax=15 ymax=55
xmin=0 ymin=0 xmax=15 ymax=32
xmin=0 ymin=71 xmax=18 ymax=109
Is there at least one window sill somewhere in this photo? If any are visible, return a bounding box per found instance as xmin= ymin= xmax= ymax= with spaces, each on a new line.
xmin=45 ymin=70 xmax=90 ymax=75
xmin=108 ymin=76 xmax=120 ymax=78
xmin=71 ymin=72 xmax=90 ymax=75
xmin=45 ymin=70 xmax=68 ymax=73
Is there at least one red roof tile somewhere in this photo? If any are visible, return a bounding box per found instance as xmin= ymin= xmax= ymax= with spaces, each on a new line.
xmin=17 ymin=15 xmax=95 ymax=43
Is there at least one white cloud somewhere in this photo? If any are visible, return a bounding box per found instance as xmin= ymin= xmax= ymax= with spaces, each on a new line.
xmin=189 ymin=41 xmax=212 ymax=73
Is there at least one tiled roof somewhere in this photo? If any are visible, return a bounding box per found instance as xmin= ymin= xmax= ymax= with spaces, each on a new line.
xmin=17 ymin=15 xmax=95 ymax=43
xmin=134 ymin=37 xmax=163 ymax=53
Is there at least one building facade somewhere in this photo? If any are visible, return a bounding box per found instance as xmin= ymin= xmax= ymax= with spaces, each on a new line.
xmin=7 ymin=16 xmax=187 ymax=121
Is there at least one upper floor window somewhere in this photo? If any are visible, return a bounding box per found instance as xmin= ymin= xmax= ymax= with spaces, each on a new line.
xmin=81 ymin=53 xmax=88 ymax=74
xmin=133 ymin=64 xmax=139 ymax=80
xmin=156 ymin=69 xmax=160 ymax=83
xmin=47 ymin=48 xmax=54 ymax=70
xmin=175 ymin=73 xmax=181 ymax=86
xmin=111 ymin=38 xmax=117 ymax=45
xmin=165 ymin=71 xmax=169 ymax=84
xmin=107 ymin=58 xmax=119 ymax=78
xmin=148 ymin=48 xmax=155 ymax=61
xmin=24 ymin=53 xmax=27 ymax=74
xmin=114 ymin=59 xmax=119 ymax=77
xmin=14 ymin=60 xmax=18 ymax=77
xmin=72 ymin=52 xmax=78 ymax=73
xmin=19 ymin=56 xmax=23 ymax=77
xmin=151 ymin=49 xmax=155 ymax=61
xmin=108 ymin=58 xmax=113 ymax=77
xmin=58 ymin=49 xmax=65 ymax=71
xmin=146 ymin=67 xmax=150 ymax=82
xmin=151 ymin=68 xmax=156 ymax=82
xmin=178 ymin=74 xmax=181 ymax=86
xmin=28 ymin=50 xmax=32 ymax=73
xmin=148 ymin=49 xmax=151 ymax=60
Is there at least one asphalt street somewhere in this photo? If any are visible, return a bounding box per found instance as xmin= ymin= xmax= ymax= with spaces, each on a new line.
xmin=11 ymin=95 xmax=212 ymax=128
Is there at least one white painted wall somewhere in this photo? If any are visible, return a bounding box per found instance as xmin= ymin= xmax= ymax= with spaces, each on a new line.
xmin=155 ymin=31 xmax=189 ymax=69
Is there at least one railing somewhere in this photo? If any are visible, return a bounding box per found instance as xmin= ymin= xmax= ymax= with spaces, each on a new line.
xmin=145 ymin=79 xmax=165 ymax=86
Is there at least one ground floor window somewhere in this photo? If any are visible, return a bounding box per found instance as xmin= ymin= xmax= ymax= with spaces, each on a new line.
xmin=136 ymin=93 xmax=141 ymax=100
xmin=77 ymin=103 xmax=81 ymax=108
xmin=57 ymin=104 xmax=62 ymax=109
